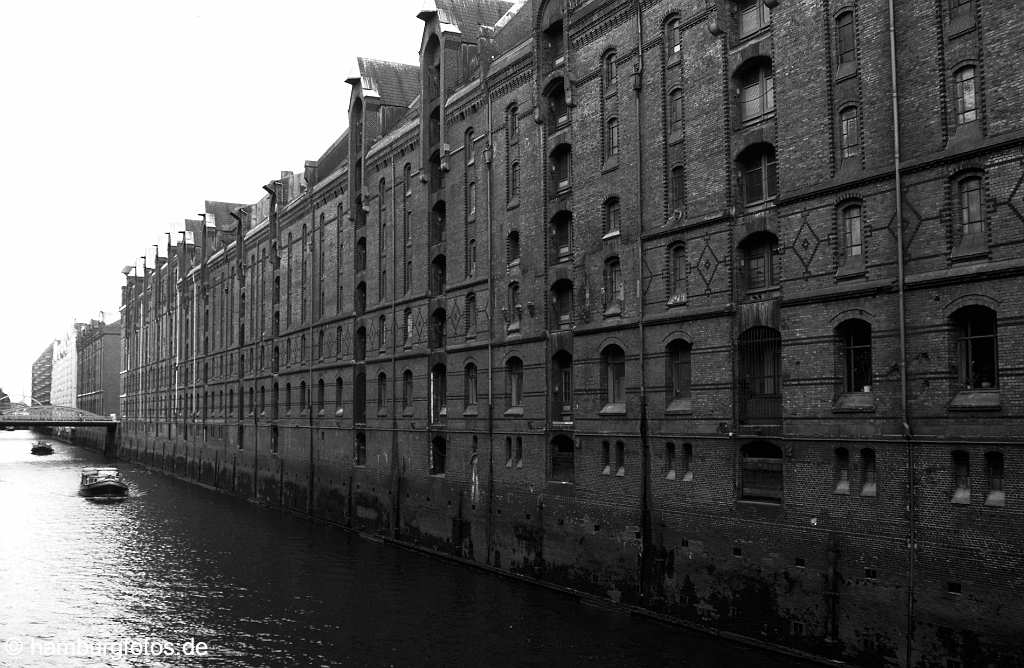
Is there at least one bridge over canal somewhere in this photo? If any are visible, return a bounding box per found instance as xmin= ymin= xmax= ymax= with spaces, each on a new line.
xmin=0 ymin=405 xmax=118 ymax=454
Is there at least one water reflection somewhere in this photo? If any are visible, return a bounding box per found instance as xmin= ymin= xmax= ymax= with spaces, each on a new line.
xmin=0 ymin=430 xmax=807 ymax=667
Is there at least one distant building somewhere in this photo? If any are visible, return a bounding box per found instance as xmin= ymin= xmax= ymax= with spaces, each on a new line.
xmin=76 ymin=319 xmax=120 ymax=448
xmin=31 ymin=343 xmax=54 ymax=406
xmin=50 ymin=324 xmax=81 ymax=409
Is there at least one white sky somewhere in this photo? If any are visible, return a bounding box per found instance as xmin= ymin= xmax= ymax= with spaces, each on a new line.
xmin=0 ymin=0 xmax=426 ymax=402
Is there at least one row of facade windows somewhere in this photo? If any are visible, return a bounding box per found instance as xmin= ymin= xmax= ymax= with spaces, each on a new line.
xmin=133 ymin=304 xmax=994 ymax=425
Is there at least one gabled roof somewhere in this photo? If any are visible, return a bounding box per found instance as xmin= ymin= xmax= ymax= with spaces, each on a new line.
xmin=431 ymin=0 xmax=516 ymax=41
xmin=204 ymin=200 xmax=246 ymax=234
xmin=349 ymin=57 xmax=420 ymax=108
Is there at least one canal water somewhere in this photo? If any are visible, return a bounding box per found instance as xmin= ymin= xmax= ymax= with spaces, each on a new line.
xmin=0 ymin=430 xmax=807 ymax=667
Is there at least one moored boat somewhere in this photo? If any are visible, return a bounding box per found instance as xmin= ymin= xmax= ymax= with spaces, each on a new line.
xmin=80 ymin=467 xmax=129 ymax=498
xmin=30 ymin=441 xmax=53 ymax=455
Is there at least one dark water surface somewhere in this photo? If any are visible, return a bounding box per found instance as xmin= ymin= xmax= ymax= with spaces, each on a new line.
xmin=0 ymin=431 xmax=807 ymax=667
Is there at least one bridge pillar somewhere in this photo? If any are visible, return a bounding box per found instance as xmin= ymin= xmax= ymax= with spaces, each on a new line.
xmin=104 ymin=425 xmax=118 ymax=458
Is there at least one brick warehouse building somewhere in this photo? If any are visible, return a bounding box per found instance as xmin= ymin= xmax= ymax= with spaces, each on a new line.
xmin=31 ymin=343 xmax=53 ymax=406
xmin=117 ymin=1 xmax=1024 ymax=665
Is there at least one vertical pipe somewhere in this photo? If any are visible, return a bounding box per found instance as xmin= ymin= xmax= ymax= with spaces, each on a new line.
xmin=633 ymin=0 xmax=652 ymax=599
xmin=483 ymin=63 xmax=496 ymax=566
xmin=886 ymin=1 xmax=914 ymax=665
xmin=390 ymin=154 xmax=400 ymax=537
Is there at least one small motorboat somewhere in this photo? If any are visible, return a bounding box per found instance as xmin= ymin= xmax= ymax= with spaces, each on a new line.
xmin=31 ymin=441 xmax=54 ymax=455
xmin=80 ymin=467 xmax=129 ymax=498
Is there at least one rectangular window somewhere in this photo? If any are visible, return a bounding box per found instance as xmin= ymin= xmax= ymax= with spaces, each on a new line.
xmin=739 ymin=0 xmax=770 ymax=36
xmin=951 ymin=450 xmax=970 ymax=504
xmin=835 ymin=13 xmax=856 ymax=66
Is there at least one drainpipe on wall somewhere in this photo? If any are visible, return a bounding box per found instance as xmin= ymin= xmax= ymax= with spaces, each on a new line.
xmin=482 ymin=54 xmax=496 ymax=567
xmin=390 ymin=153 xmax=400 ymax=538
xmin=886 ymin=1 xmax=914 ymax=665
xmin=308 ymin=196 xmax=316 ymax=517
xmin=633 ymin=0 xmax=652 ymax=600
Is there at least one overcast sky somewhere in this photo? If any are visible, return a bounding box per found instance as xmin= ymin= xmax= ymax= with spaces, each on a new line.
xmin=0 ymin=0 xmax=426 ymax=402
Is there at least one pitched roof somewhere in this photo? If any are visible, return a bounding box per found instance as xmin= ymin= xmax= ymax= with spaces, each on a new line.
xmin=354 ymin=57 xmax=420 ymax=108
xmin=204 ymin=200 xmax=247 ymax=234
xmin=433 ymin=0 xmax=515 ymax=41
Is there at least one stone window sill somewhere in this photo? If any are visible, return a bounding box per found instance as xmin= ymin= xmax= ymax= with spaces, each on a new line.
xmin=948 ymin=389 xmax=1000 ymax=411
xmin=832 ymin=392 xmax=875 ymax=413
xmin=402 ymin=407 xmax=414 ymax=417
xmin=951 ymin=488 xmax=970 ymax=505
xmin=602 ymin=155 xmax=619 ymax=173
xmin=504 ymin=407 xmax=524 ymax=417
xmin=666 ymin=398 xmax=692 ymax=414
xmin=599 ymin=403 xmax=626 ymax=416
xmin=835 ymin=62 xmax=858 ymax=82
xmin=463 ymin=406 xmax=478 ymax=417
xmin=835 ymin=255 xmax=865 ymax=280
xmin=985 ymin=491 xmax=1005 ymax=507
xmin=950 ymin=236 xmax=988 ymax=263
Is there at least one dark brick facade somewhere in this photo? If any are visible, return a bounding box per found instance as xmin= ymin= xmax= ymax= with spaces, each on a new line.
xmin=118 ymin=1 xmax=1024 ymax=665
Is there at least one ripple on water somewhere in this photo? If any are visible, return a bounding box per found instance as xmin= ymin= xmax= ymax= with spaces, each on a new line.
xmin=0 ymin=433 xmax=813 ymax=668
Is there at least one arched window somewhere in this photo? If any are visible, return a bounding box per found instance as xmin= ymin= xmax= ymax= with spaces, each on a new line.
xmin=957 ymin=175 xmax=984 ymax=239
xmin=377 ymin=372 xmax=387 ymax=413
xmin=354 ymin=326 xmax=366 ymax=362
xmin=737 ymin=58 xmax=775 ymax=123
xmin=317 ymin=379 xmax=325 ymax=413
xmin=666 ymin=340 xmax=692 ymax=410
xmin=603 ymin=197 xmax=621 ymax=235
xmin=335 ymin=377 xmax=343 ymax=415
xmin=603 ymin=50 xmax=617 ymax=88
xmin=539 ymin=0 xmax=566 ymax=70
xmin=839 ymin=106 xmax=860 ymax=161
xmin=430 ymin=201 xmax=446 ymax=245
xmin=606 ymin=117 xmax=620 ymax=158
xmin=299 ymin=381 xmax=308 ymax=413
xmin=551 ymin=280 xmax=574 ymax=328
xmin=551 ymin=211 xmax=572 ymax=262
xmin=402 ymin=369 xmax=413 ymax=411
xmin=985 ymin=451 xmax=1004 ymax=506
xmin=837 ymin=319 xmax=872 ymax=393
xmin=464 ymin=362 xmax=478 ymax=407
xmin=509 ymin=160 xmax=521 ymax=201
xmin=355 ymin=237 xmax=366 ymax=272
xmin=740 ymin=441 xmax=783 ymax=503
xmin=841 ymin=203 xmax=863 ymax=258
xmin=403 ymin=308 xmax=413 ymax=346
xmin=508 ymin=282 xmax=521 ymax=330
xmin=737 ymin=144 xmax=778 ymax=205
xmin=951 ymin=450 xmax=970 ymax=504
xmin=953 ymin=305 xmax=997 ymax=389
xmin=954 ymin=66 xmax=977 ymax=125
xmin=467 ymin=182 xmax=477 ymax=218
xmin=465 ymin=128 xmax=475 ymax=165
xmin=507 ymin=230 xmax=521 ymax=265
xmin=507 ymin=357 xmax=524 ymax=409
xmin=404 ymin=163 xmax=412 ymax=196
xmin=545 ymin=78 xmax=568 ymax=129
xmin=465 ymin=293 xmax=477 ymax=337
xmin=834 ymin=447 xmax=850 ymax=494
xmin=668 ymin=88 xmax=684 ymax=134
xmin=430 ymin=364 xmax=447 ymax=423
xmin=664 ymin=16 xmax=682 ymax=59
xmin=670 ymin=165 xmax=685 ymax=213
xmin=861 ymin=448 xmax=877 ymax=497
xmin=550 ymin=143 xmax=571 ymax=191
xmin=603 ymin=257 xmax=623 ymax=313
xmin=429 ymin=255 xmax=446 ymax=296
xmin=835 ymin=11 xmax=856 ymax=69
xmin=601 ymin=345 xmax=626 ymax=409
